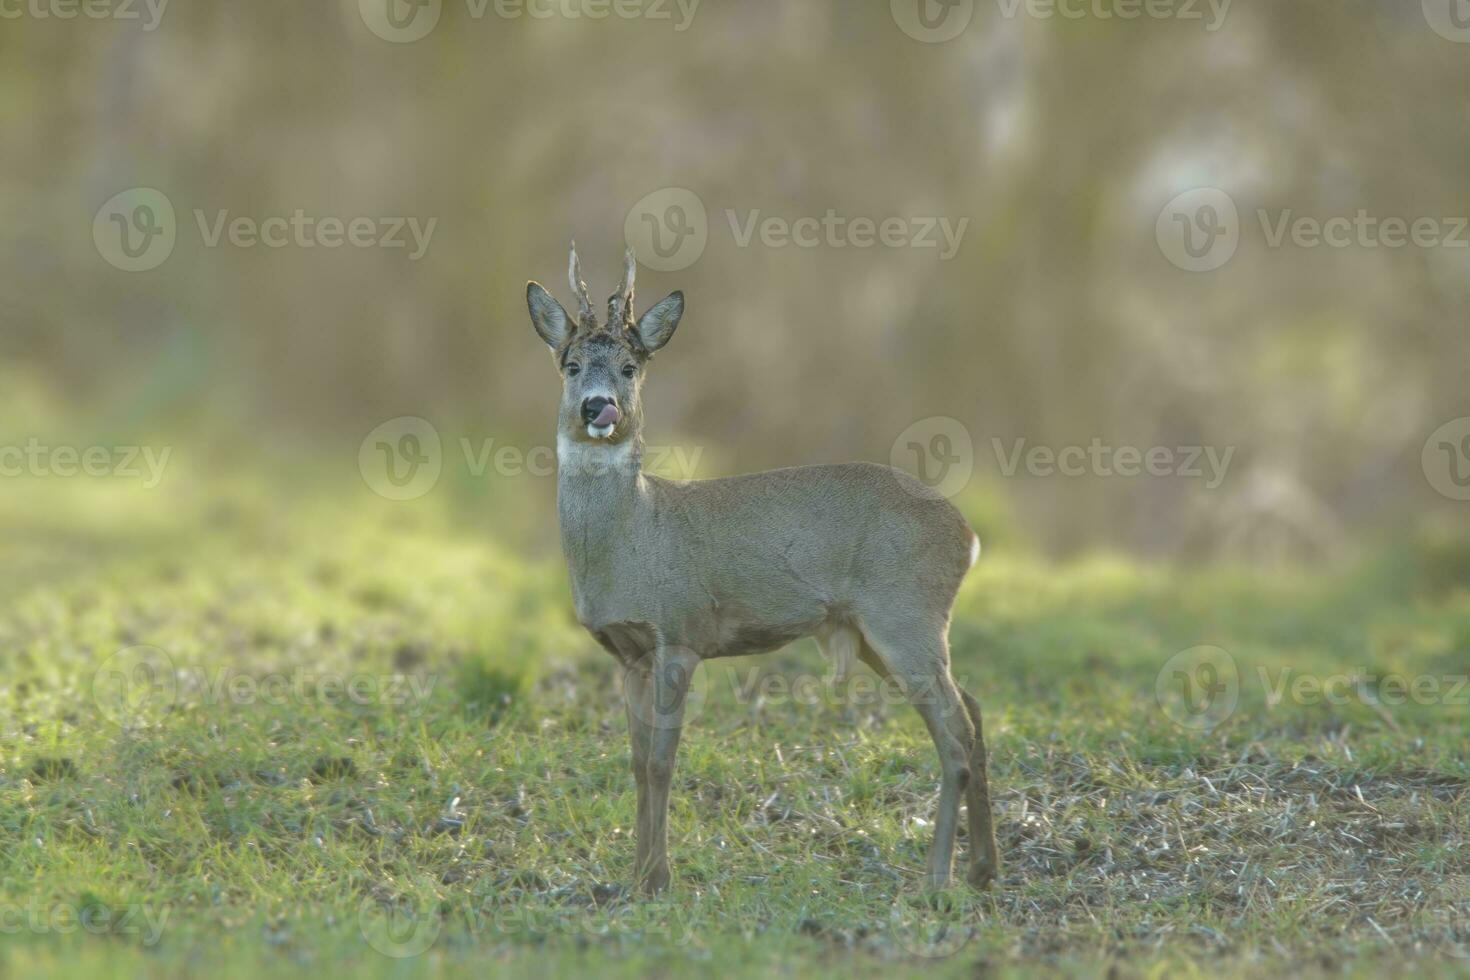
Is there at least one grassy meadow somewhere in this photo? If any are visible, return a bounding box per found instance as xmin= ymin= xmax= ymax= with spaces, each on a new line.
xmin=0 ymin=464 xmax=1467 ymax=980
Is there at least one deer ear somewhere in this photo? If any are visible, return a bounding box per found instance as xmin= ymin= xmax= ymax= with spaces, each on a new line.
xmin=527 ymin=282 xmax=572 ymax=350
xmin=633 ymin=291 xmax=684 ymax=354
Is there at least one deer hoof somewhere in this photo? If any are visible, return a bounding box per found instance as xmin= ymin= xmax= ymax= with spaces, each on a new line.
xmin=966 ymin=861 xmax=998 ymax=890
xmin=639 ymin=866 xmax=670 ymax=896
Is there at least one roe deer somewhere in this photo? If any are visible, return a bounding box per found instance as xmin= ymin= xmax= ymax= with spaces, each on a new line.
xmin=526 ymin=244 xmax=999 ymax=895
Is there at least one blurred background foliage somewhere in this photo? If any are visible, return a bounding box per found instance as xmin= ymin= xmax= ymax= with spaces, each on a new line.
xmin=2 ymin=0 xmax=1468 ymax=563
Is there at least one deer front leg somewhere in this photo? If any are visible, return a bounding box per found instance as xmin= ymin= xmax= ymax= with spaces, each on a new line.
xmin=639 ymin=646 xmax=700 ymax=895
xmin=622 ymin=661 xmax=655 ymax=884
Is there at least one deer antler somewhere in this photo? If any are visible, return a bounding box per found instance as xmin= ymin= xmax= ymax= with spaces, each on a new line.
xmin=608 ymin=247 xmax=637 ymax=327
xmin=568 ymin=241 xmax=595 ymax=324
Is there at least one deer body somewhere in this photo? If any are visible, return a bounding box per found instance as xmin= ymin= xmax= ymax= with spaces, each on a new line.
xmin=559 ymin=450 xmax=974 ymax=660
xmin=530 ymin=246 xmax=1000 ymax=894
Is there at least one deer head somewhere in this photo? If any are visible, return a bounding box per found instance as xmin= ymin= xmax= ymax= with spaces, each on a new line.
xmin=527 ymin=243 xmax=685 ymax=445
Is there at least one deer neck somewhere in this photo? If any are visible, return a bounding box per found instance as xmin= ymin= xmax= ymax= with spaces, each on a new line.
xmin=556 ymin=432 xmax=647 ymax=609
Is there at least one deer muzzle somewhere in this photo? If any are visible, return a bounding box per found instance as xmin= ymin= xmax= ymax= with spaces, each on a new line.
xmin=582 ymin=396 xmax=621 ymax=437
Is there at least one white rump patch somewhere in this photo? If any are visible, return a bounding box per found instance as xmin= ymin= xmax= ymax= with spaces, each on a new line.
xmin=968 ymin=533 xmax=981 ymax=567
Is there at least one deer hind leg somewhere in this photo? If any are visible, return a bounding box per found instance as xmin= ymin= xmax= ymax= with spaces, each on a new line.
xmin=858 ymin=616 xmax=974 ymax=890
xmin=958 ymin=686 xmax=1000 ymax=888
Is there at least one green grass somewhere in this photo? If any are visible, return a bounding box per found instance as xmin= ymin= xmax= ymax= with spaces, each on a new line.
xmin=1 ymin=474 xmax=1468 ymax=979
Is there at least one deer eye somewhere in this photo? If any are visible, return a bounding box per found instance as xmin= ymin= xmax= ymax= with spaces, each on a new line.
xmin=565 ymin=362 xmax=581 ymax=377
xmin=621 ymin=364 xmax=636 ymax=379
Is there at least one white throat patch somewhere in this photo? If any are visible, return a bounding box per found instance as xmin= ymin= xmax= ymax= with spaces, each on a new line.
xmin=557 ymin=434 xmax=637 ymax=477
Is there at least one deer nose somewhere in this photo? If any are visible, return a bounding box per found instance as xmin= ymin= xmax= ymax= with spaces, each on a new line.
xmin=582 ymin=396 xmax=619 ymax=426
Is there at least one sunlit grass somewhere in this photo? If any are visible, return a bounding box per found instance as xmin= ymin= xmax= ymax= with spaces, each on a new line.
xmin=0 ymin=476 xmax=1467 ymax=978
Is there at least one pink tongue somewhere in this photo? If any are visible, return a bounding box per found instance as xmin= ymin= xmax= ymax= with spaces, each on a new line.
xmin=593 ymin=404 xmax=620 ymax=427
